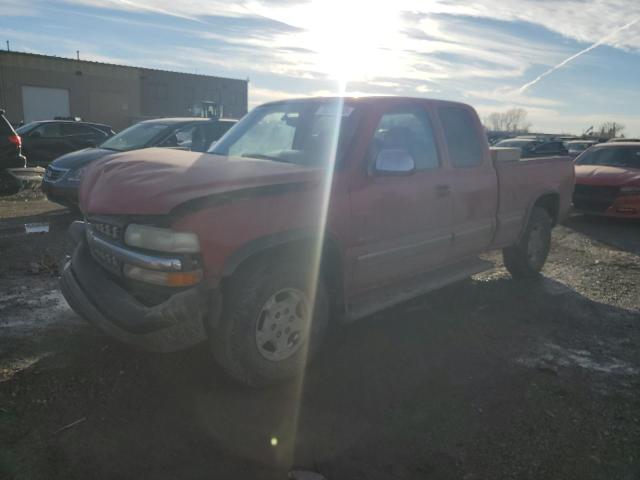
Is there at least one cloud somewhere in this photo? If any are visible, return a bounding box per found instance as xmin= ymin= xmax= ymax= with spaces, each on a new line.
xmin=4 ymin=0 xmax=640 ymax=134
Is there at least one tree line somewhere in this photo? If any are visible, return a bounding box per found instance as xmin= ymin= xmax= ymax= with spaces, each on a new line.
xmin=483 ymin=109 xmax=626 ymax=139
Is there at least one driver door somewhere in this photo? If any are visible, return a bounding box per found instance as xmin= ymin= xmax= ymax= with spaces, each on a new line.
xmin=349 ymin=103 xmax=454 ymax=291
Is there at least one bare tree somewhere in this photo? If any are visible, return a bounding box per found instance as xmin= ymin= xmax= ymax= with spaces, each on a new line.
xmin=598 ymin=121 xmax=625 ymax=138
xmin=485 ymin=112 xmax=503 ymax=131
xmin=503 ymin=108 xmax=530 ymax=133
xmin=484 ymin=108 xmax=531 ymax=133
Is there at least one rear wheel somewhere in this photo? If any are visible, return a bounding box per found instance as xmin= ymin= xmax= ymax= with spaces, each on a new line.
xmin=209 ymin=255 xmax=329 ymax=387
xmin=503 ymin=206 xmax=552 ymax=279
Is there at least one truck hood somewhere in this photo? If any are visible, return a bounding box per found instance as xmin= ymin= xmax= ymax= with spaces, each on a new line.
xmin=80 ymin=148 xmax=323 ymax=215
xmin=575 ymin=164 xmax=640 ymax=186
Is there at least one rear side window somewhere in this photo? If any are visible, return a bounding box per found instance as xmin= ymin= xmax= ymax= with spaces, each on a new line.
xmin=206 ymin=121 xmax=234 ymax=142
xmin=33 ymin=123 xmax=62 ymax=137
xmin=438 ymin=107 xmax=483 ymax=167
xmin=61 ymin=123 xmax=100 ymax=136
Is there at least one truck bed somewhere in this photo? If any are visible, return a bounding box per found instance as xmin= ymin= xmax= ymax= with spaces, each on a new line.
xmin=492 ymin=154 xmax=575 ymax=248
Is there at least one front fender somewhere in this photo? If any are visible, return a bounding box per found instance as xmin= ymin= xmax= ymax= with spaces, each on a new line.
xmin=222 ymin=228 xmax=328 ymax=276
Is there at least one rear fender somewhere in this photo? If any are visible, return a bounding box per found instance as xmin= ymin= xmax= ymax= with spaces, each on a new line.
xmin=518 ymin=190 xmax=560 ymax=241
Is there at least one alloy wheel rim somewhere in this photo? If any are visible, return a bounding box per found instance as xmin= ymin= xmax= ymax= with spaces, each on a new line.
xmin=255 ymin=288 xmax=310 ymax=361
xmin=527 ymin=224 xmax=546 ymax=266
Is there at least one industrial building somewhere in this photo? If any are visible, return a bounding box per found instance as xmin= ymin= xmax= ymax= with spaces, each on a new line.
xmin=0 ymin=51 xmax=248 ymax=131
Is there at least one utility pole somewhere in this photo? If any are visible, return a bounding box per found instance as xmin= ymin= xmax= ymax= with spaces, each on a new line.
xmin=76 ymin=50 xmax=80 ymax=61
xmin=6 ymin=41 xmax=9 ymax=52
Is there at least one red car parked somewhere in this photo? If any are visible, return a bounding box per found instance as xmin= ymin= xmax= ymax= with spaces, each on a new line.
xmin=61 ymin=96 xmax=574 ymax=386
xmin=573 ymin=142 xmax=640 ymax=218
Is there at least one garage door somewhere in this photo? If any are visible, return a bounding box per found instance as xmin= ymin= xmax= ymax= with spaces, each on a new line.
xmin=22 ymin=86 xmax=70 ymax=123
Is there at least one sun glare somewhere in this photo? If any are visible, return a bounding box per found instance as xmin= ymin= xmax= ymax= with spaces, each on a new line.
xmin=304 ymin=1 xmax=403 ymax=83
xmin=249 ymin=0 xmax=404 ymax=85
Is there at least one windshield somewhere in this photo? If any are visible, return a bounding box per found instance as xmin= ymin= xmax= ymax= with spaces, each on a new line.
xmin=576 ymin=146 xmax=640 ymax=169
xmin=210 ymin=100 xmax=360 ymax=168
xmin=99 ymin=122 xmax=170 ymax=151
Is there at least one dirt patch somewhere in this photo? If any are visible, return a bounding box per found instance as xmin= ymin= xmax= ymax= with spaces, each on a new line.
xmin=0 ymin=214 xmax=639 ymax=479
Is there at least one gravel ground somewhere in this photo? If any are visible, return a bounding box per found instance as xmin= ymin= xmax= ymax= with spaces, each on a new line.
xmin=0 ymin=208 xmax=639 ymax=480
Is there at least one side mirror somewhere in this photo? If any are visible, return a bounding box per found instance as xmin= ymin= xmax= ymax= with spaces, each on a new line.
xmin=30 ymin=130 xmax=41 ymax=138
xmin=374 ymin=148 xmax=415 ymax=175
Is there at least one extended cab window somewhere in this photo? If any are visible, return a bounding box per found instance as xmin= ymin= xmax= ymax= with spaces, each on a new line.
xmin=372 ymin=108 xmax=439 ymax=170
xmin=438 ymin=107 xmax=483 ymax=167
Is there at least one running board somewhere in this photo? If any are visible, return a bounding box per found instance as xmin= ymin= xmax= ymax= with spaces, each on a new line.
xmin=345 ymin=258 xmax=494 ymax=322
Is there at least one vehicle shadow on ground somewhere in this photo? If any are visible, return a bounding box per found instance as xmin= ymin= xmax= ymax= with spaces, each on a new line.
xmin=2 ymin=274 xmax=639 ymax=479
xmin=564 ymin=214 xmax=640 ymax=255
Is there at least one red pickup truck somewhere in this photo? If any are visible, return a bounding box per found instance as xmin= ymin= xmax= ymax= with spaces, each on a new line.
xmin=61 ymin=96 xmax=574 ymax=386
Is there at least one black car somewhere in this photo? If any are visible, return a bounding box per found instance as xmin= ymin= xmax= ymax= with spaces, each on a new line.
xmin=16 ymin=120 xmax=115 ymax=167
xmin=0 ymin=109 xmax=27 ymax=193
xmin=494 ymin=138 xmax=569 ymax=158
xmin=42 ymin=117 xmax=237 ymax=208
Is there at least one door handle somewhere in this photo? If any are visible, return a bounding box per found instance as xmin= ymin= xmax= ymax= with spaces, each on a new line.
xmin=436 ymin=185 xmax=451 ymax=197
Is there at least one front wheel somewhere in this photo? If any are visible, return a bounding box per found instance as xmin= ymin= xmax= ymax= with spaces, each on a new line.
xmin=209 ymin=256 xmax=329 ymax=387
xmin=503 ymin=206 xmax=552 ymax=279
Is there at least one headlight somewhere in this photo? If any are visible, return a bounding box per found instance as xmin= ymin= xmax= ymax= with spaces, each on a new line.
xmin=66 ymin=166 xmax=88 ymax=183
xmin=124 ymin=224 xmax=200 ymax=253
xmin=123 ymin=264 xmax=202 ymax=287
xmin=620 ymin=185 xmax=640 ymax=195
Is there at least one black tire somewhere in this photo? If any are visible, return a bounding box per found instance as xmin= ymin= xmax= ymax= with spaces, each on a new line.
xmin=210 ymin=255 xmax=329 ymax=387
xmin=503 ymin=206 xmax=552 ymax=279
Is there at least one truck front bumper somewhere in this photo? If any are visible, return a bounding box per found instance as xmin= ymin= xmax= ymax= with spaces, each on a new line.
xmin=60 ymin=241 xmax=213 ymax=353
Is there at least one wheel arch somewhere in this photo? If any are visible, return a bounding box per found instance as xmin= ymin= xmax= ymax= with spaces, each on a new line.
xmin=221 ymin=230 xmax=346 ymax=314
xmin=518 ymin=191 xmax=560 ymax=242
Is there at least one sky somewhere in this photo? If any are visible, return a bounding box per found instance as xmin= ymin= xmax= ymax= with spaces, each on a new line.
xmin=1 ymin=0 xmax=639 ymax=136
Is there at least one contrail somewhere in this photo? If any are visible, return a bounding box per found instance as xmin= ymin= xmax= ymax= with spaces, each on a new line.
xmin=111 ymin=0 xmax=205 ymax=23
xmin=518 ymin=18 xmax=639 ymax=93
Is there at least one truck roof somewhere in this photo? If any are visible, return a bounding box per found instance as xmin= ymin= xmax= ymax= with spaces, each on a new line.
xmin=259 ymin=95 xmax=473 ymax=110
xmin=136 ymin=117 xmax=237 ymax=125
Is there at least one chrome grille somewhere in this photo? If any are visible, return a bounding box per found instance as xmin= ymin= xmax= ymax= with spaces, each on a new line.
xmin=44 ymin=166 xmax=69 ymax=183
xmin=87 ymin=218 xmax=125 ymax=273
xmin=91 ymin=244 xmax=121 ymax=274
xmin=92 ymin=221 xmax=122 ymax=241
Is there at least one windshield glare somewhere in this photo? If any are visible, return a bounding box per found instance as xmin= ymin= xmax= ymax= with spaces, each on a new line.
xmin=210 ymin=100 xmax=360 ymax=167
xmin=576 ymin=147 xmax=640 ymax=168
xmin=100 ymin=122 xmax=169 ymax=151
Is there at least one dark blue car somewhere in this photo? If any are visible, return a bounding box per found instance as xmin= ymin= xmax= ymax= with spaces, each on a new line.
xmin=42 ymin=117 xmax=236 ymax=208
